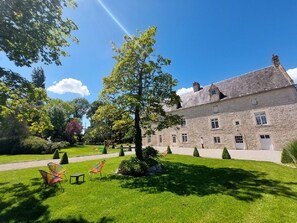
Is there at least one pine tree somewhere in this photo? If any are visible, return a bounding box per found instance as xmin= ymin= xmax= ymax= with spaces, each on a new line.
xmin=193 ymin=147 xmax=200 ymax=157
xmin=222 ymin=147 xmax=231 ymax=159
xmin=53 ymin=149 xmax=60 ymax=159
xmin=167 ymin=146 xmax=172 ymax=154
xmin=102 ymin=146 xmax=107 ymax=154
xmin=60 ymin=152 xmax=69 ymax=164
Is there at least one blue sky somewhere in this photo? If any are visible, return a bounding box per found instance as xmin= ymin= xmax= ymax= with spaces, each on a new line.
xmin=1 ymin=0 xmax=297 ymax=102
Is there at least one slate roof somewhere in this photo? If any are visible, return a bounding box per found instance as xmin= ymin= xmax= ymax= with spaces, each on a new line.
xmin=171 ymin=65 xmax=294 ymax=111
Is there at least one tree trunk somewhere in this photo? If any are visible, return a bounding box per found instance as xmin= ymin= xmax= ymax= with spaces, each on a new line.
xmin=134 ymin=106 xmax=143 ymax=160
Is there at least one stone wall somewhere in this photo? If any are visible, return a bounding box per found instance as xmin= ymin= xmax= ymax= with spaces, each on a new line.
xmin=143 ymin=86 xmax=297 ymax=151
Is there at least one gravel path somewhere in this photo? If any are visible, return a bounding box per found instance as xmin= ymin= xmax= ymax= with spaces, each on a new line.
xmin=0 ymin=147 xmax=282 ymax=172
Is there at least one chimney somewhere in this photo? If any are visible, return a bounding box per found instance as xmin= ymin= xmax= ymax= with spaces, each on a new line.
xmin=272 ymin=54 xmax=280 ymax=67
xmin=193 ymin=82 xmax=201 ymax=92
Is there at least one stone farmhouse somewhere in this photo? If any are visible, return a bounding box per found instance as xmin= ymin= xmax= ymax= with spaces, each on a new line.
xmin=143 ymin=55 xmax=297 ymax=151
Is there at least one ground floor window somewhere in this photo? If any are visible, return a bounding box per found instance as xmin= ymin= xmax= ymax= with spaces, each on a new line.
xmin=182 ymin=133 xmax=188 ymax=143
xmin=159 ymin=135 xmax=162 ymax=144
xmin=235 ymin=136 xmax=243 ymax=143
xmin=172 ymin=134 xmax=177 ymax=143
xmin=213 ymin=136 xmax=221 ymax=144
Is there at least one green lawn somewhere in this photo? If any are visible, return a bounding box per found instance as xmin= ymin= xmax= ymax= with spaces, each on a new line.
xmin=1 ymin=155 xmax=297 ymax=223
xmin=0 ymin=145 xmax=123 ymax=164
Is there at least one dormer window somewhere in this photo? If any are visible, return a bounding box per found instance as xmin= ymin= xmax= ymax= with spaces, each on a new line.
xmin=211 ymin=89 xmax=217 ymax=95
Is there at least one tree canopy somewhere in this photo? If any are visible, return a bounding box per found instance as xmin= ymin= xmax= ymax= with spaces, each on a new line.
xmin=0 ymin=0 xmax=78 ymax=67
xmin=96 ymin=27 xmax=182 ymax=160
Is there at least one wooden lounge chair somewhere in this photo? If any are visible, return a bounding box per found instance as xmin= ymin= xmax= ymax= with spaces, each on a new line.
xmin=47 ymin=162 xmax=67 ymax=181
xmin=89 ymin=160 xmax=106 ymax=180
xmin=39 ymin=170 xmax=63 ymax=189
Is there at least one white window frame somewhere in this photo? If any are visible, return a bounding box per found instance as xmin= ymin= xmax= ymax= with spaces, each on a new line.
xmin=181 ymin=133 xmax=188 ymax=143
xmin=255 ymin=112 xmax=267 ymax=125
xmin=172 ymin=134 xmax=177 ymax=143
xmin=181 ymin=118 xmax=187 ymax=127
xmin=213 ymin=136 xmax=221 ymax=144
xmin=211 ymin=118 xmax=219 ymax=129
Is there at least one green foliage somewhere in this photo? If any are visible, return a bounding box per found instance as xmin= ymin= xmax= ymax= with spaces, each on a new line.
xmin=99 ymin=27 xmax=182 ymax=160
xmin=281 ymin=139 xmax=297 ymax=163
xmin=193 ymin=147 xmax=200 ymax=157
xmin=143 ymin=146 xmax=158 ymax=159
xmin=0 ymin=137 xmax=21 ymax=154
xmin=31 ymin=67 xmax=45 ymax=89
xmin=71 ymin=98 xmax=90 ymax=120
xmin=60 ymin=152 xmax=69 ymax=164
xmin=222 ymin=147 xmax=231 ymax=159
xmin=19 ymin=136 xmax=50 ymax=154
xmin=102 ymin=146 xmax=107 ymax=154
xmin=144 ymin=157 xmax=159 ymax=168
xmin=0 ymin=0 xmax=78 ymax=67
xmin=119 ymin=146 xmax=125 ymax=157
xmin=53 ymin=149 xmax=60 ymax=159
xmin=167 ymin=146 xmax=172 ymax=154
xmin=118 ymin=157 xmax=148 ymax=177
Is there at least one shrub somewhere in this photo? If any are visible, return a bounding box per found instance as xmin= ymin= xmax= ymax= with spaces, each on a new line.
xmin=144 ymin=157 xmax=159 ymax=167
xmin=281 ymin=139 xmax=297 ymax=163
xmin=19 ymin=136 xmax=50 ymax=154
xmin=60 ymin=152 xmax=69 ymax=164
xmin=119 ymin=146 xmax=125 ymax=156
xmin=222 ymin=147 xmax=231 ymax=159
xmin=118 ymin=157 xmax=148 ymax=177
xmin=0 ymin=137 xmax=20 ymax=154
xmin=53 ymin=149 xmax=60 ymax=159
xmin=143 ymin=146 xmax=158 ymax=159
xmin=128 ymin=145 xmax=132 ymax=151
xmin=193 ymin=147 xmax=200 ymax=157
xmin=167 ymin=146 xmax=172 ymax=154
xmin=102 ymin=146 xmax=107 ymax=154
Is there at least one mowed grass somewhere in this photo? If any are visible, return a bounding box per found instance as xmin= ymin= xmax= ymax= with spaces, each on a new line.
xmin=0 ymin=145 xmax=122 ymax=164
xmin=1 ymin=155 xmax=297 ymax=223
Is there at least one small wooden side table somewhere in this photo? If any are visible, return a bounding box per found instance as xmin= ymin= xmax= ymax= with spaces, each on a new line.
xmin=70 ymin=173 xmax=85 ymax=184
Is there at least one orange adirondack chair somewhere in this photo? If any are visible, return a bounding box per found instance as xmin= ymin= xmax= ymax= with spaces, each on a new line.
xmin=39 ymin=170 xmax=63 ymax=188
xmin=89 ymin=160 xmax=106 ymax=179
xmin=47 ymin=162 xmax=67 ymax=180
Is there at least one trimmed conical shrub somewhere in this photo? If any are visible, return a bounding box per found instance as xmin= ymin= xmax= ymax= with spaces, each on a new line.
xmin=128 ymin=145 xmax=132 ymax=151
xmin=167 ymin=146 xmax=172 ymax=154
xmin=102 ymin=146 xmax=107 ymax=154
xmin=53 ymin=149 xmax=60 ymax=159
xmin=193 ymin=147 xmax=200 ymax=157
xmin=222 ymin=147 xmax=231 ymax=159
xmin=119 ymin=146 xmax=125 ymax=156
xmin=60 ymin=152 xmax=69 ymax=164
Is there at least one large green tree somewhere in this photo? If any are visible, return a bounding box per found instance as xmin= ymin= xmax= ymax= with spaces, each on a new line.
xmin=0 ymin=0 xmax=78 ymax=67
xmin=71 ymin=98 xmax=90 ymax=120
xmin=98 ymin=27 xmax=182 ymax=160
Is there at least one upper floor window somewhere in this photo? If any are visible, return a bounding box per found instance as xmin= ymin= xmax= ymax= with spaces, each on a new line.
xmin=211 ymin=118 xmax=219 ymax=129
xmin=182 ymin=133 xmax=188 ymax=143
xmin=159 ymin=135 xmax=162 ymax=143
xmin=211 ymin=89 xmax=217 ymax=95
xmin=255 ymin=112 xmax=267 ymax=125
xmin=181 ymin=118 xmax=187 ymax=127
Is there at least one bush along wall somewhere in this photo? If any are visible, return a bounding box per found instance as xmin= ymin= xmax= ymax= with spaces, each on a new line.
xmin=281 ymin=139 xmax=297 ymax=163
xmin=167 ymin=146 xmax=172 ymax=154
xmin=193 ymin=147 xmax=200 ymax=157
xmin=60 ymin=152 xmax=69 ymax=164
xmin=222 ymin=147 xmax=231 ymax=159
xmin=119 ymin=146 xmax=125 ymax=156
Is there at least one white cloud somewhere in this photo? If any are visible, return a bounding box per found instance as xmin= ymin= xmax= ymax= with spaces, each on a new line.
xmin=176 ymin=87 xmax=193 ymax=95
xmin=47 ymin=78 xmax=90 ymax=96
xmin=287 ymin=68 xmax=297 ymax=84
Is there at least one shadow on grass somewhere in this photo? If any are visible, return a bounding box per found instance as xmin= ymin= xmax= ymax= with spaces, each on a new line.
xmin=104 ymin=161 xmax=297 ymax=202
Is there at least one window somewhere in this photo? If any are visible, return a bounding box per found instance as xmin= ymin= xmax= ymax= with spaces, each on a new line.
xmin=181 ymin=118 xmax=187 ymax=127
xmin=211 ymin=118 xmax=219 ymax=129
xmin=235 ymin=136 xmax=243 ymax=143
xmin=235 ymin=120 xmax=240 ymax=126
xmin=211 ymin=90 xmax=217 ymax=95
xmin=172 ymin=134 xmax=177 ymax=143
xmin=159 ymin=135 xmax=162 ymax=144
xmin=147 ymin=136 xmax=151 ymax=143
xmin=182 ymin=133 xmax=188 ymax=143
xmin=255 ymin=112 xmax=267 ymax=125
xmin=260 ymin=135 xmax=270 ymax=139
xmin=213 ymin=137 xmax=221 ymax=144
